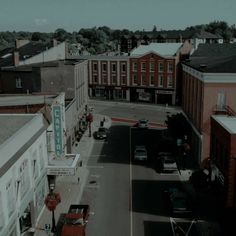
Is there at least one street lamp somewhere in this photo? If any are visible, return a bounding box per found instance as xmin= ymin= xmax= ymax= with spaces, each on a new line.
xmin=44 ymin=183 xmax=61 ymax=233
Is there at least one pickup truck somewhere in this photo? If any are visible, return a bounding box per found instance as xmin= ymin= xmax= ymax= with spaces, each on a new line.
xmin=61 ymin=204 xmax=89 ymax=236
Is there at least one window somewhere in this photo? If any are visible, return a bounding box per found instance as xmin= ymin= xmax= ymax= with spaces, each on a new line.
xmin=102 ymin=74 xmax=106 ymax=84
xmin=141 ymin=62 xmax=146 ymax=72
xmin=150 ymin=62 xmax=155 ymax=72
xmin=132 ymin=62 xmax=137 ymax=72
xmin=150 ymin=74 xmax=154 ymax=85
xmin=32 ymin=150 xmax=39 ymax=180
xmin=102 ymin=63 xmax=107 ymax=72
xmin=121 ymin=63 xmax=126 ymax=73
xmin=132 ymin=74 xmax=137 ymax=84
xmin=167 ymin=75 xmax=173 ymax=87
xmin=19 ymin=160 xmax=30 ymax=199
xmin=16 ymin=77 xmax=22 ymax=88
xmin=93 ymin=75 xmax=98 ymax=83
xmin=217 ymin=92 xmax=226 ymax=110
xmin=93 ymin=63 xmax=98 ymax=72
xmin=158 ymin=61 xmax=164 ymax=72
xmin=168 ymin=61 xmax=174 ymax=72
xmin=121 ymin=76 xmax=126 ymax=85
xmin=112 ymin=75 xmax=117 ymax=84
xmin=158 ymin=74 xmax=164 ymax=87
xmin=0 ymin=192 xmax=4 ymax=229
xmin=141 ymin=74 xmax=146 ymax=85
xmin=111 ymin=63 xmax=116 ymax=73
xmin=6 ymin=180 xmax=15 ymax=217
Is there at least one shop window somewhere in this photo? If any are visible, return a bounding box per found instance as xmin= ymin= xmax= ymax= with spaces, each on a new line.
xmin=19 ymin=205 xmax=32 ymax=233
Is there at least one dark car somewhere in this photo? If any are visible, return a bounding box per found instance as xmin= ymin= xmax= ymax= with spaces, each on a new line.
xmin=165 ymin=187 xmax=192 ymax=215
xmin=96 ymin=127 xmax=108 ymax=140
xmin=133 ymin=119 xmax=149 ymax=128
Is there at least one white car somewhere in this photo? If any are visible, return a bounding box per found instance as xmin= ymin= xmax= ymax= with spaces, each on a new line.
xmin=137 ymin=119 xmax=149 ymax=128
xmin=158 ymin=152 xmax=178 ymax=172
xmin=134 ymin=146 xmax=148 ymax=161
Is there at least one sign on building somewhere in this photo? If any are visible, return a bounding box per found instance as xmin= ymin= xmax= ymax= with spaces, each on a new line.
xmin=52 ymin=105 xmax=64 ymax=157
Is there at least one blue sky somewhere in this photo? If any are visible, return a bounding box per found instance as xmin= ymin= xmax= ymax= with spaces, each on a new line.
xmin=0 ymin=0 xmax=235 ymax=32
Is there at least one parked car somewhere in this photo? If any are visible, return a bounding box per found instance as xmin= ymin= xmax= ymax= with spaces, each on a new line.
xmin=134 ymin=119 xmax=149 ymax=128
xmin=157 ymin=152 xmax=178 ymax=172
xmin=96 ymin=127 xmax=108 ymax=140
xmin=134 ymin=145 xmax=148 ymax=161
xmin=165 ymin=187 xmax=192 ymax=215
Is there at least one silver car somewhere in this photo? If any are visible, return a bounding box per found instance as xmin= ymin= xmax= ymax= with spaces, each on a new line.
xmin=134 ymin=146 xmax=148 ymax=161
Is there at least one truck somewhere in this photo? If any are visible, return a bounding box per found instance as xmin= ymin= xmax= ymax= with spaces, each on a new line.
xmin=61 ymin=204 xmax=89 ymax=236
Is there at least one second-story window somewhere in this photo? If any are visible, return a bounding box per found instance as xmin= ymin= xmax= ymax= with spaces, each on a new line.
xmin=121 ymin=63 xmax=126 ymax=73
xmin=102 ymin=62 xmax=107 ymax=73
xmin=141 ymin=62 xmax=146 ymax=72
xmin=16 ymin=77 xmax=22 ymax=88
xmin=150 ymin=74 xmax=154 ymax=85
xmin=121 ymin=76 xmax=126 ymax=85
xmin=112 ymin=63 xmax=116 ymax=73
xmin=141 ymin=74 xmax=146 ymax=86
xmin=167 ymin=75 xmax=173 ymax=87
xmin=132 ymin=74 xmax=137 ymax=85
xmin=158 ymin=74 xmax=164 ymax=87
xmin=93 ymin=63 xmax=98 ymax=72
xmin=150 ymin=61 xmax=155 ymax=72
xmin=102 ymin=74 xmax=106 ymax=84
xmin=112 ymin=75 xmax=117 ymax=84
xmin=158 ymin=61 xmax=164 ymax=72
xmin=93 ymin=75 xmax=98 ymax=83
xmin=168 ymin=61 xmax=174 ymax=73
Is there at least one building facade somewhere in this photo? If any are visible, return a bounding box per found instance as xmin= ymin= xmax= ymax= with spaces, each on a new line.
xmin=210 ymin=116 xmax=236 ymax=208
xmin=0 ymin=114 xmax=48 ymax=236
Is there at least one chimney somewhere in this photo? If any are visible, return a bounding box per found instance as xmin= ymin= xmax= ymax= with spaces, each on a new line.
xmin=15 ymin=39 xmax=30 ymax=49
xmin=13 ymin=51 xmax=19 ymax=66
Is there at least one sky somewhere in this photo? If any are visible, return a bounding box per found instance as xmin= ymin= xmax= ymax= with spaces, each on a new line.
xmin=0 ymin=0 xmax=235 ymax=32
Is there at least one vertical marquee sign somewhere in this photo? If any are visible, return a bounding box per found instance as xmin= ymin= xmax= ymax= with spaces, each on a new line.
xmin=52 ymin=105 xmax=64 ymax=157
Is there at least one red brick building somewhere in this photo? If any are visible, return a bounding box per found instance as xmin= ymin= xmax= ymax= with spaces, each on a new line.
xmin=88 ymin=42 xmax=192 ymax=105
xmin=211 ymin=116 xmax=236 ymax=208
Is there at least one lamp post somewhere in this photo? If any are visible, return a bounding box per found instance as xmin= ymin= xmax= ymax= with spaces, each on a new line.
xmin=44 ymin=184 xmax=61 ymax=233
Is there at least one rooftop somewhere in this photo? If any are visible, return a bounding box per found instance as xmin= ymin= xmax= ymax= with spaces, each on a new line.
xmin=212 ymin=115 xmax=236 ymax=134
xmin=130 ymin=43 xmax=182 ymax=56
xmin=0 ymin=114 xmax=36 ymax=144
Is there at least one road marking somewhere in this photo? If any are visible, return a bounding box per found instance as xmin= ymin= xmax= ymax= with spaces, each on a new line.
xmin=87 ymin=185 xmax=100 ymax=189
xmin=90 ymin=174 xmax=100 ymax=178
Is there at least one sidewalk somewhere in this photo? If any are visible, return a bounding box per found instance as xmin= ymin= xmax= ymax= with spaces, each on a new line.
xmin=34 ymin=114 xmax=112 ymax=236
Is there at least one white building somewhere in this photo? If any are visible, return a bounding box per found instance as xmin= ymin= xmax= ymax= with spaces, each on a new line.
xmin=0 ymin=114 xmax=48 ymax=236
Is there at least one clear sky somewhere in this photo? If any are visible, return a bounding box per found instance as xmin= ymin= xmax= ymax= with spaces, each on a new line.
xmin=0 ymin=0 xmax=235 ymax=32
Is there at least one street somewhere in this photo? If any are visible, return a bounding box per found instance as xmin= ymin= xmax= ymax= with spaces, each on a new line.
xmin=79 ymin=100 xmax=221 ymax=236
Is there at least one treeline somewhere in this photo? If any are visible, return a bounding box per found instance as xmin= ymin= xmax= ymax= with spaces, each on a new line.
xmin=0 ymin=21 xmax=236 ymax=53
